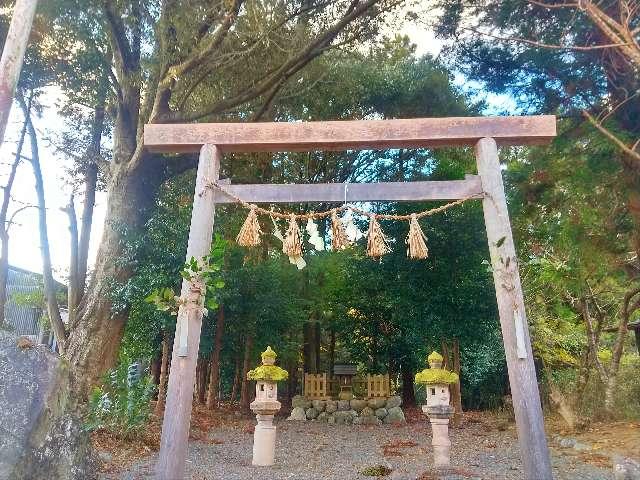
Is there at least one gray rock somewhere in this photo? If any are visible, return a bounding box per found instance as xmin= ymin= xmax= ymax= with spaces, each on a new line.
xmin=614 ymin=456 xmax=640 ymax=480
xmin=97 ymin=451 xmax=112 ymax=464
xmin=559 ymin=437 xmax=577 ymax=448
xmin=353 ymin=416 xmax=362 ymax=425
xmin=287 ymin=407 xmax=307 ymax=421
xmin=385 ymin=395 xmax=402 ymax=409
xmin=0 ymin=332 xmax=95 ymax=480
xmin=337 ymin=400 xmax=351 ymax=411
xmin=368 ymin=398 xmax=387 ymax=409
xmin=360 ymin=406 xmax=375 ymax=417
xmin=334 ymin=411 xmax=354 ymax=425
xmin=306 ymin=407 xmax=319 ymax=419
xmin=316 ymin=412 xmax=328 ymax=423
xmin=311 ymin=400 xmax=326 ymax=412
xmin=383 ymin=406 xmax=406 ymax=424
xmin=327 ymin=415 xmax=336 ymax=425
xmin=375 ymin=407 xmax=388 ymax=419
xmin=350 ymin=399 xmax=368 ymax=412
xmin=325 ymin=401 xmax=337 ymax=414
xmin=291 ymin=395 xmax=312 ymax=409
xmin=359 ymin=415 xmax=383 ymax=426
xmin=573 ymin=442 xmax=592 ymax=452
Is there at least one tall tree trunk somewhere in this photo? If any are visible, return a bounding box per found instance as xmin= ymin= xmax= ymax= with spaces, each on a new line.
xmin=604 ymin=288 xmax=640 ymax=411
xmin=154 ymin=330 xmax=170 ymax=415
xmin=65 ymin=151 xmax=170 ymax=393
xmin=287 ymin=358 xmax=297 ymax=402
xmin=65 ymin=195 xmax=80 ymax=326
xmin=20 ymin=96 xmax=66 ymax=352
xmin=303 ymin=321 xmax=317 ymax=373
xmin=206 ymin=304 xmax=225 ymax=408
xmin=196 ymin=357 xmax=208 ymax=404
xmin=574 ymin=346 xmax=593 ymax=406
xmin=77 ymin=97 xmax=106 ymax=294
xmin=314 ymin=321 xmax=321 ymax=371
xmin=0 ymin=102 xmax=28 ymax=327
xmin=400 ymin=363 xmax=416 ymax=407
xmin=230 ymin=353 xmax=241 ymax=403
xmin=239 ymin=333 xmax=254 ymax=411
xmin=451 ymin=339 xmax=463 ymax=426
xmin=328 ymin=327 xmax=336 ymax=379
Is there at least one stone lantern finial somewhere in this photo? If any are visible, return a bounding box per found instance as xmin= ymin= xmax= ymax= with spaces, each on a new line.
xmin=261 ymin=346 xmax=277 ymax=365
xmin=427 ymin=351 xmax=444 ymax=369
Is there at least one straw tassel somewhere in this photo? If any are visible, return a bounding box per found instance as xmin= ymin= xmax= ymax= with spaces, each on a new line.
xmin=331 ymin=210 xmax=349 ymax=251
xmin=236 ymin=205 xmax=262 ymax=247
xmin=406 ymin=214 xmax=429 ymax=259
xmin=283 ymin=214 xmax=303 ymax=257
xmin=366 ymin=215 xmax=390 ymax=259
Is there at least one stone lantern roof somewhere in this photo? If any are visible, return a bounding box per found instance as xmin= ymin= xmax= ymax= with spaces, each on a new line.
xmin=415 ymin=351 xmax=459 ymax=385
xmin=247 ymin=346 xmax=289 ymax=381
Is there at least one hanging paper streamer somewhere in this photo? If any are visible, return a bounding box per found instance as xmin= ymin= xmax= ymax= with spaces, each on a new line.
xmin=305 ymin=218 xmax=325 ymax=251
xmin=366 ymin=216 xmax=390 ymax=258
xmin=236 ymin=205 xmax=262 ymax=246
xmin=342 ymin=209 xmax=365 ymax=242
xmin=283 ymin=214 xmax=303 ymax=258
xmin=331 ymin=210 xmax=349 ymax=251
xmin=406 ymin=214 xmax=429 ymax=259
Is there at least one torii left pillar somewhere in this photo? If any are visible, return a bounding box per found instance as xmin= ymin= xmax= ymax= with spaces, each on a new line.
xmin=156 ymin=144 xmax=220 ymax=480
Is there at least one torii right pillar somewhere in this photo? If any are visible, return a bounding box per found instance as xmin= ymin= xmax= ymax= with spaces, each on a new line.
xmin=475 ymin=137 xmax=553 ymax=480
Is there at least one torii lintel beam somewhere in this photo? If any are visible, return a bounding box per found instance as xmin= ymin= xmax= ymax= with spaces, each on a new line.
xmin=144 ymin=115 xmax=556 ymax=153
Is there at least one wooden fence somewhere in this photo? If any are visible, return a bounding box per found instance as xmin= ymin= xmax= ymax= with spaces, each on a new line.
xmin=303 ymin=373 xmax=329 ymax=399
xmin=366 ymin=374 xmax=390 ymax=398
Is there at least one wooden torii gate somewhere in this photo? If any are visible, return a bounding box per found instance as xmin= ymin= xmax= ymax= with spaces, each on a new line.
xmin=144 ymin=115 xmax=557 ymax=480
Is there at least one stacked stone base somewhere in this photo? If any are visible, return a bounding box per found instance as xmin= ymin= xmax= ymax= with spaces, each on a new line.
xmin=287 ymin=395 xmax=405 ymax=425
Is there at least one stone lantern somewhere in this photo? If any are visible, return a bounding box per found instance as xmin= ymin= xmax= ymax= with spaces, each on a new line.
xmin=247 ymin=346 xmax=288 ymax=466
xmin=415 ymin=351 xmax=459 ymax=470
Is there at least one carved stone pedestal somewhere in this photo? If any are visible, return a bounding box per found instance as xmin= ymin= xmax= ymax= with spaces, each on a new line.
xmin=252 ymin=413 xmax=277 ymax=466
xmin=423 ymin=405 xmax=454 ymax=469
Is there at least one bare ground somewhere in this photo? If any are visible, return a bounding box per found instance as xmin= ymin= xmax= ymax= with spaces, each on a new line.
xmin=96 ymin=406 xmax=638 ymax=480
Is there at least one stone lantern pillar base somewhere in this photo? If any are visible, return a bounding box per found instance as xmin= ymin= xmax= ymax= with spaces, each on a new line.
xmin=423 ymin=405 xmax=454 ymax=469
xmin=252 ymin=413 xmax=277 ymax=466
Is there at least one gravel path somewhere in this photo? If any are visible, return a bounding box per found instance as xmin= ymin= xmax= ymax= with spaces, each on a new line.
xmin=100 ymin=416 xmax=617 ymax=480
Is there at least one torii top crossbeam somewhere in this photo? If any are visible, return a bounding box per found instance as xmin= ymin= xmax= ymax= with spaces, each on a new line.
xmin=144 ymin=115 xmax=556 ymax=153
xmin=148 ymin=115 xmax=556 ymax=480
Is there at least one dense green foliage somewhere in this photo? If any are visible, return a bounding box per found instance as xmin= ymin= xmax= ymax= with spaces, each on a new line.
xmin=85 ymin=362 xmax=156 ymax=439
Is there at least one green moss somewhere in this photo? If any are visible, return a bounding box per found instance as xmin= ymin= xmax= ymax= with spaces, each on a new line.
xmin=360 ymin=465 xmax=392 ymax=477
xmin=414 ymin=368 xmax=459 ymax=385
xmin=247 ymin=365 xmax=288 ymax=381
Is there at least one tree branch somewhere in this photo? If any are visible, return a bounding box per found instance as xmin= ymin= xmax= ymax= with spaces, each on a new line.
xmin=582 ymin=109 xmax=640 ymax=171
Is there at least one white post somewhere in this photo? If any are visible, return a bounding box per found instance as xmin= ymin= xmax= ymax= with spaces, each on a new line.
xmin=430 ymin=417 xmax=451 ymax=468
xmin=156 ymin=144 xmax=220 ymax=480
xmin=475 ymin=137 xmax=552 ymax=480
xmin=0 ymin=0 xmax=39 ymax=146
xmin=252 ymin=414 xmax=277 ymax=466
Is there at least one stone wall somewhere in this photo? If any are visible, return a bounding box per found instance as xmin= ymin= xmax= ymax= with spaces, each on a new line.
xmin=286 ymin=395 xmax=405 ymax=425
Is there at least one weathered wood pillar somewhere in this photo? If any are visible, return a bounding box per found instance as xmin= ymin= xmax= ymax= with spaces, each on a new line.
xmin=475 ymin=137 xmax=552 ymax=480
xmin=0 ymin=0 xmax=39 ymax=146
xmin=156 ymin=144 xmax=220 ymax=480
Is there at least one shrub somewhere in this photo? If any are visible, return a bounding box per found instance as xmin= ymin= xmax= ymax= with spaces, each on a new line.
xmin=85 ymin=361 xmax=156 ymax=439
